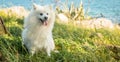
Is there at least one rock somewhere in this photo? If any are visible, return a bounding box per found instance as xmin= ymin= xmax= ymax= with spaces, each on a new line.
xmin=0 ymin=6 xmax=29 ymax=18
xmin=57 ymin=13 xmax=68 ymax=23
xmin=74 ymin=18 xmax=114 ymax=29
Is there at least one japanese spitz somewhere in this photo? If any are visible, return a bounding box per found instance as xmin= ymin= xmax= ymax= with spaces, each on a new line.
xmin=22 ymin=3 xmax=55 ymax=56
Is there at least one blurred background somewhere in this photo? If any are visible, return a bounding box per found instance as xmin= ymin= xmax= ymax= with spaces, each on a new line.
xmin=0 ymin=0 xmax=120 ymax=23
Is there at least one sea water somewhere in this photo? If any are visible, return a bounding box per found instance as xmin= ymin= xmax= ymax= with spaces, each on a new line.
xmin=0 ymin=0 xmax=120 ymax=23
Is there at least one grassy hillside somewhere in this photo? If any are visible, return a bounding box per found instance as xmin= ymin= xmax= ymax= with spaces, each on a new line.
xmin=0 ymin=11 xmax=120 ymax=62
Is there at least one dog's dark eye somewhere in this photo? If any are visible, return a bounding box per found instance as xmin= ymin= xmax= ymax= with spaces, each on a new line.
xmin=46 ymin=13 xmax=48 ymax=15
xmin=40 ymin=13 xmax=43 ymax=16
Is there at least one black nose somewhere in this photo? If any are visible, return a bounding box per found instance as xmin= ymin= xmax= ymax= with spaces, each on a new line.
xmin=44 ymin=17 xmax=48 ymax=20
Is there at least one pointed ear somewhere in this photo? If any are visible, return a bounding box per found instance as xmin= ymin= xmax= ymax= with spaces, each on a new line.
xmin=33 ymin=3 xmax=38 ymax=10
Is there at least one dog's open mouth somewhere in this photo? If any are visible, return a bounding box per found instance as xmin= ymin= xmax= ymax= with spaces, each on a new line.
xmin=43 ymin=21 xmax=48 ymax=26
xmin=39 ymin=19 xmax=48 ymax=26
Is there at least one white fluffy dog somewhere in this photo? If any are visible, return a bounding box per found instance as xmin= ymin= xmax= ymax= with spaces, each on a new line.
xmin=22 ymin=3 xmax=55 ymax=56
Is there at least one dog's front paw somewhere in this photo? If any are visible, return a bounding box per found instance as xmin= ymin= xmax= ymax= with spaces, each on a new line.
xmin=30 ymin=50 xmax=35 ymax=56
xmin=46 ymin=48 xmax=51 ymax=56
xmin=28 ymin=47 xmax=36 ymax=56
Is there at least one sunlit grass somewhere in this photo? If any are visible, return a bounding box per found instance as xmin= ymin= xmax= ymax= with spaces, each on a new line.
xmin=0 ymin=6 xmax=120 ymax=62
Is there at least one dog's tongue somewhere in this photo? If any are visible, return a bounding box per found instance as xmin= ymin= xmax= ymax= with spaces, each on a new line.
xmin=43 ymin=21 xmax=48 ymax=26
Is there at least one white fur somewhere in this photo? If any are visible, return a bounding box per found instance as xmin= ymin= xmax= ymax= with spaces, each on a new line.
xmin=22 ymin=4 xmax=55 ymax=56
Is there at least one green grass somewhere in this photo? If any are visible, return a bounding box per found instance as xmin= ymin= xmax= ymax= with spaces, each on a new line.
xmin=0 ymin=12 xmax=120 ymax=62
